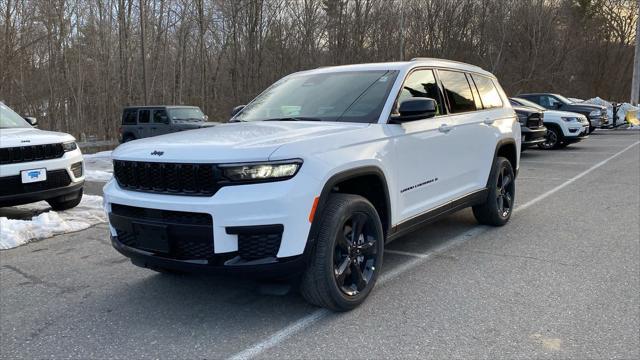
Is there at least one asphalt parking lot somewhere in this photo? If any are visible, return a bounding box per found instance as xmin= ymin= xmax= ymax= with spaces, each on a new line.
xmin=1 ymin=131 xmax=638 ymax=359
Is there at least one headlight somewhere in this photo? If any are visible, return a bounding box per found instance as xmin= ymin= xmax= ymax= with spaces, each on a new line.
xmin=561 ymin=117 xmax=578 ymax=122
xmin=589 ymin=110 xmax=602 ymax=117
xmin=220 ymin=159 xmax=302 ymax=182
xmin=62 ymin=141 xmax=78 ymax=152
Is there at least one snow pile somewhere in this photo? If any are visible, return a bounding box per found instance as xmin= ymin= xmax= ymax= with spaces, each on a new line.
xmin=83 ymin=150 xmax=113 ymax=182
xmin=582 ymin=97 xmax=638 ymax=125
xmin=0 ymin=195 xmax=106 ymax=250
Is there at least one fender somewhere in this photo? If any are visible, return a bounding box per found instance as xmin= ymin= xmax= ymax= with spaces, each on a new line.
xmin=302 ymin=166 xmax=392 ymax=258
xmin=490 ymin=138 xmax=518 ymax=184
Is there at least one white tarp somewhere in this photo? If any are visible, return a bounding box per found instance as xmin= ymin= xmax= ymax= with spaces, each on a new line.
xmin=581 ymin=97 xmax=638 ymax=125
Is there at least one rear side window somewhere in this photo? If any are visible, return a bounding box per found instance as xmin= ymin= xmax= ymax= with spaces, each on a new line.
xmin=122 ymin=109 xmax=137 ymax=124
xmin=472 ymin=75 xmax=503 ymax=109
xmin=138 ymin=109 xmax=150 ymax=123
xmin=394 ymin=69 xmax=444 ymax=116
xmin=437 ymin=70 xmax=476 ymax=113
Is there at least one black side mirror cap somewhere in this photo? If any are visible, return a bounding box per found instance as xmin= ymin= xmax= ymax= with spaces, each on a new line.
xmin=391 ymin=98 xmax=437 ymax=123
xmin=231 ymin=105 xmax=246 ymax=117
xmin=24 ymin=116 xmax=38 ymax=127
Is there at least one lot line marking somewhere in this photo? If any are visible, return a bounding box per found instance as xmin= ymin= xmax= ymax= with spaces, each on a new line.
xmin=384 ymin=249 xmax=429 ymax=258
xmin=226 ymin=140 xmax=639 ymax=360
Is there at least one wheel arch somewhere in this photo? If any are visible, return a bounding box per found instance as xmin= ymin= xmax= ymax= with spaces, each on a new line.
xmin=492 ymin=139 xmax=518 ymax=181
xmin=304 ymin=166 xmax=392 ymax=254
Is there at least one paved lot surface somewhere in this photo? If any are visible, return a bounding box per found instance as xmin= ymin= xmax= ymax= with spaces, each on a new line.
xmin=1 ymin=131 xmax=638 ymax=359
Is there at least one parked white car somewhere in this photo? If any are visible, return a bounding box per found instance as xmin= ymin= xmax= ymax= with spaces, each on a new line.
xmin=0 ymin=102 xmax=84 ymax=209
xmin=510 ymin=97 xmax=589 ymax=149
xmin=103 ymin=58 xmax=520 ymax=311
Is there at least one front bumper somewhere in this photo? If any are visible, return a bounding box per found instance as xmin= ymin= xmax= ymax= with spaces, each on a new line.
xmin=0 ymin=149 xmax=84 ymax=207
xmin=103 ymin=169 xmax=321 ymax=269
xmin=520 ymin=126 xmax=547 ymax=147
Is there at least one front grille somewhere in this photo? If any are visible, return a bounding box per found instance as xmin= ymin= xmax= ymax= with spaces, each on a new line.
xmin=526 ymin=114 xmax=543 ymax=129
xmin=0 ymin=170 xmax=71 ymax=196
xmin=0 ymin=143 xmax=65 ymax=165
xmin=110 ymin=204 xmax=214 ymax=260
xmin=113 ymin=160 xmax=220 ymax=196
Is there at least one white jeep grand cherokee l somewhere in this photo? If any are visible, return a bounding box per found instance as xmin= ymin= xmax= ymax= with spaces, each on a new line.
xmin=104 ymin=58 xmax=520 ymax=311
xmin=0 ymin=102 xmax=84 ymax=209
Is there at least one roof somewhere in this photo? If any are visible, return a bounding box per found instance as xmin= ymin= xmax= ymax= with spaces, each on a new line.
xmin=297 ymin=58 xmax=493 ymax=77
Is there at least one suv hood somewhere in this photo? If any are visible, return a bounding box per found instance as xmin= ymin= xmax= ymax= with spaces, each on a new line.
xmin=544 ymin=110 xmax=587 ymax=119
xmin=566 ymin=103 xmax=606 ymax=112
xmin=112 ymin=121 xmax=369 ymax=163
xmin=0 ymin=127 xmax=75 ymax=148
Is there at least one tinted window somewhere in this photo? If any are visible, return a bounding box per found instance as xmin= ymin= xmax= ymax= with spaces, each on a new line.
xmin=122 ymin=109 xmax=137 ymax=124
xmin=438 ymin=70 xmax=476 ymax=113
xmin=138 ymin=109 xmax=150 ymax=123
xmin=153 ymin=109 xmax=169 ymax=123
xmin=233 ymin=70 xmax=399 ymax=124
xmin=539 ymin=95 xmax=562 ymax=109
xmin=394 ymin=69 xmax=443 ymax=116
xmin=472 ymin=75 xmax=503 ymax=109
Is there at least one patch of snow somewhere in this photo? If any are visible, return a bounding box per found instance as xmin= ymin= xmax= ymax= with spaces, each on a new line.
xmin=582 ymin=97 xmax=639 ymax=125
xmin=0 ymin=195 xmax=106 ymax=250
xmin=83 ymin=150 xmax=113 ymax=182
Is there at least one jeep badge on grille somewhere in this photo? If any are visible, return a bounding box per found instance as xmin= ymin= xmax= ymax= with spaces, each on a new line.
xmin=150 ymin=150 xmax=164 ymax=156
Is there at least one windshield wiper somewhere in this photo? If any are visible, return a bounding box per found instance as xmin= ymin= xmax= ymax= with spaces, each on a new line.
xmin=263 ymin=117 xmax=322 ymax=122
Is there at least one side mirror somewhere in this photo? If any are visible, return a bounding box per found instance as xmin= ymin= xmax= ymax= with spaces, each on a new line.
xmin=24 ymin=116 xmax=38 ymax=127
xmin=391 ymin=98 xmax=437 ymax=122
xmin=204 ymin=115 xmax=209 ymax=121
xmin=231 ymin=105 xmax=245 ymax=117
xmin=555 ymin=103 xmax=562 ymax=109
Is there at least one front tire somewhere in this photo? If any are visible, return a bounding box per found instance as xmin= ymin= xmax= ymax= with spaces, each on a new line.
xmin=300 ymin=193 xmax=384 ymax=311
xmin=538 ymin=126 xmax=562 ymax=150
xmin=472 ymin=157 xmax=515 ymax=226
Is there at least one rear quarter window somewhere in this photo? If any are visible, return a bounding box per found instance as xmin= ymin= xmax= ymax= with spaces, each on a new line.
xmin=122 ymin=109 xmax=137 ymax=125
xmin=471 ymin=75 xmax=503 ymax=109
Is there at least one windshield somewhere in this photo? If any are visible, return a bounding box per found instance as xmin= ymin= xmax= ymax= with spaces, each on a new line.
xmin=554 ymin=94 xmax=573 ymax=104
xmin=0 ymin=102 xmax=31 ymax=129
xmin=233 ymin=70 xmax=399 ymax=123
xmin=169 ymin=108 xmax=205 ymax=121
xmin=512 ymin=98 xmax=546 ymax=111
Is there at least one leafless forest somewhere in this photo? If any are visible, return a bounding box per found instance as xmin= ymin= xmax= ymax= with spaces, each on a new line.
xmin=0 ymin=0 xmax=637 ymax=140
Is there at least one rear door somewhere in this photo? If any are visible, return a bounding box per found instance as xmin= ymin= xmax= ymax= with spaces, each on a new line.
xmin=137 ymin=109 xmax=151 ymax=138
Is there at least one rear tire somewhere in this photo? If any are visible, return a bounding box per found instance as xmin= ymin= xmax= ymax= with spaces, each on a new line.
xmin=300 ymin=193 xmax=384 ymax=311
xmin=472 ymin=157 xmax=515 ymax=226
xmin=46 ymin=189 xmax=83 ymax=211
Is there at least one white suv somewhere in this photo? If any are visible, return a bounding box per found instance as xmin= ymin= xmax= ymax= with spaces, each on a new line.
xmin=510 ymin=97 xmax=589 ymax=149
xmin=104 ymin=59 xmax=520 ymax=311
xmin=0 ymin=102 xmax=84 ymax=209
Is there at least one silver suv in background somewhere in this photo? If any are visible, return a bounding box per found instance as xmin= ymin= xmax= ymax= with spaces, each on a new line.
xmin=119 ymin=106 xmax=218 ymax=142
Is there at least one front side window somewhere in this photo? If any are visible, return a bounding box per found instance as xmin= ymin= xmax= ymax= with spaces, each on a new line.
xmin=437 ymin=70 xmax=477 ymax=113
xmin=153 ymin=109 xmax=169 ymax=123
xmin=393 ymin=69 xmax=444 ymax=116
xmin=233 ymin=70 xmax=399 ymax=123
xmin=0 ymin=103 xmax=31 ymax=129
xmin=539 ymin=95 xmax=562 ymax=109
xmin=472 ymin=75 xmax=503 ymax=109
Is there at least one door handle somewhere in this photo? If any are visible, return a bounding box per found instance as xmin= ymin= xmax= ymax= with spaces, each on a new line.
xmin=439 ymin=124 xmax=453 ymax=133
xmin=484 ymin=118 xmax=495 ymax=125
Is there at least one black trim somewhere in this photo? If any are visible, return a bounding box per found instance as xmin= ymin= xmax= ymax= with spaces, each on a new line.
xmin=491 ymin=139 xmax=518 ymax=181
xmin=303 ymin=166 xmax=391 ymax=260
xmin=226 ymin=224 xmax=284 ymax=235
xmin=387 ymin=189 xmax=488 ymax=241
xmin=111 ymin=235 xmax=306 ymax=277
xmin=521 ymin=127 xmax=547 ymax=147
xmin=0 ymin=181 xmax=83 ymax=207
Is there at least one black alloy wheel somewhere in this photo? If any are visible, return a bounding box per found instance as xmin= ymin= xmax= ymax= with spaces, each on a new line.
xmin=495 ymin=165 xmax=514 ymax=219
xmin=539 ymin=127 xmax=559 ymax=149
xmin=333 ymin=212 xmax=379 ymax=296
